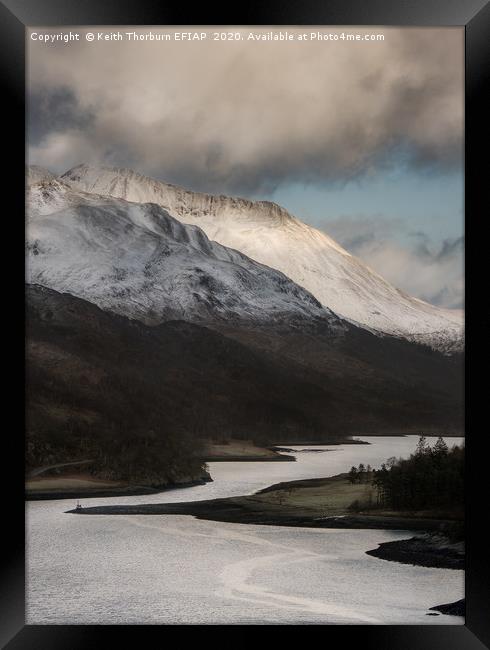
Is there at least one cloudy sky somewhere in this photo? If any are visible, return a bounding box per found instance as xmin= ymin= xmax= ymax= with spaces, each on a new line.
xmin=28 ymin=27 xmax=464 ymax=309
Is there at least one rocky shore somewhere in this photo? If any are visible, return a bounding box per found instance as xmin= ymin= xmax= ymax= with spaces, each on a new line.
xmin=366 ymin=533 xmax=464 ymax=570
xmin=429 ymin=599 xmax=465 ymax=616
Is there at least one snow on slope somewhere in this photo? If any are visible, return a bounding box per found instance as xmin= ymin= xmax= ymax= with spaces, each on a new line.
xmin=26 ymin=178 xmax=338 ymax=327
xmin=60 ymin=164 xmax=463 ymax=352
xmin=27 ymin=165 xmax=56 ymax=186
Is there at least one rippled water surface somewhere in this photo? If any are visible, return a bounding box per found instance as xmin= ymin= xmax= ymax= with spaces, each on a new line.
xmin=26 ymin=436 xmax=464 ymax=624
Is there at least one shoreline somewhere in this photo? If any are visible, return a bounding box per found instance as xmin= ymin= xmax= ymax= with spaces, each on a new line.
xmin=26 ymin=475 xmax=212 ymax=501
xmin=202 ymin=439 xmax=294 ymax=462
xmin=366 ymin=534 xmax=464 ymax=570
xmin=429 ymin=599 xmax=465 ymax=617
xmin=66 ymin=472 xmax=463 ymax=537
xmin=25 ymin=438 xmax=364 ymax=499
xmin=269 ymin=438 xmax=371 ymax=446
xmin=203 ymin=454 xmax=294 ymax=462
xmin=66 ymin=496 xmax=462 ymax=534
xmin=27 ymin=435 xmax=463 ymax=500
xmin=201 ymin=436 xmax=371 ymax=462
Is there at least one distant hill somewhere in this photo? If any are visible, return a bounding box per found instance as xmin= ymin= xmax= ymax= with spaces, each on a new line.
xmin=26 ymin=285 xmax=463 ymax=482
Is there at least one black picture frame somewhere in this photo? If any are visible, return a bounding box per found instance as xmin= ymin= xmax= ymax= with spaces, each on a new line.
xmin=3 ymin=0 xmax=489 ymax=646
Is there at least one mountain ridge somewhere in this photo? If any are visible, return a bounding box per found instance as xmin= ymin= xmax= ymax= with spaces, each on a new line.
xmin=55 ymin=163 xmax=463 ymax=352
xmin=26 ymin=176 xmax=340 ymax=329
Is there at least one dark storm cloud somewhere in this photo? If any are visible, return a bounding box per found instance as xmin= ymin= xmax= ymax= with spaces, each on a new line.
xmin=28 ymin=86 xmax=95 ymax=146
xmin=27 ymin=27 xmax=463 ymax=193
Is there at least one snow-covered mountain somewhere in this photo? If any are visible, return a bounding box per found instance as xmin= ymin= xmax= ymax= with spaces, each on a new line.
xmin=25 ymin=170 xmax=465 ymax=438
xmin=26 ymin=177 xmax=339 ymax=328
xmin=59 ymin=164 xmax=463 ymax=352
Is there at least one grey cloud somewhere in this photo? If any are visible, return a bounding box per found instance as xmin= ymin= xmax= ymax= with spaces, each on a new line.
xmin=409 ymin=232 xmax=464 ymax=264
xmin=437 ymin=236 xmax=464 ymax=261
xmin=325 ymin=216 xmax=464 ymax=309
xmin=27 ymin=27 xmax=463 ymax=193
xmin=323 ymin=214 xmax=403 ymax=251
xmin=28 ymin=86 xmax=95 ymax=147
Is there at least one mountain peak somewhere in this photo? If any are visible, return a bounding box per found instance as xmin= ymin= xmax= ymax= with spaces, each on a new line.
xmin=27 ymin=178 xmax=336 ymax=328
xmin=61 ymin=163 xmax=298 ymax=229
